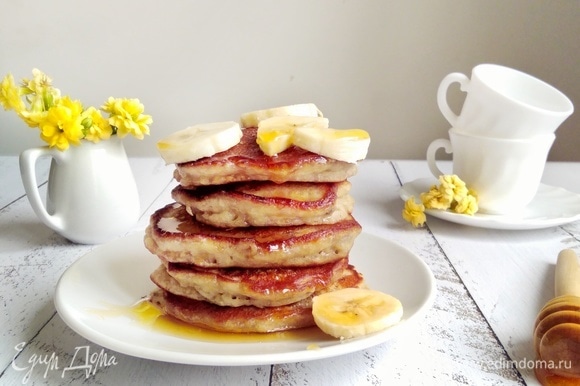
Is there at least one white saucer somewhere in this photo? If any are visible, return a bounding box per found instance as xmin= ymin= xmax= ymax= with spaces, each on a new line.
xmin=54 ymin=232 xmax=436 ymax=366
xmin=400 ymin=178 xmax=580 ymax=230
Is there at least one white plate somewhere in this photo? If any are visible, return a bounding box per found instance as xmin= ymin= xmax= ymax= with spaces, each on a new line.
xmin=54 ymin=232 xmax=435 ymax=366
xmin=400 ymin=178 xmax=580 ymax=230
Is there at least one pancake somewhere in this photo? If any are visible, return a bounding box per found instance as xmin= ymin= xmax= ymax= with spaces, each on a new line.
xmin=150 ymin=289 xmax=315 ymax=333
xmin=172 ymin=180 xmax=354 ymax=228
xmin=144 ymin=203 xmax=362 ymax=268
xmin=174 ymin=127 xmax=358 ymax=187
xmin=149 ymin=263 xmax=365 ymax=333
xmin=150 ymin=258 xmax=348 ymax=308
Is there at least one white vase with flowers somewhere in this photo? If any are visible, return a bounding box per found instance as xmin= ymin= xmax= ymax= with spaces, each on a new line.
xmin=1 ymin=69 xmax=152 ymax=244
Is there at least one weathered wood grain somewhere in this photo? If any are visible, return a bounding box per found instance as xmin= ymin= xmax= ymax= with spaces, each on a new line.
xmin=0 ymin=156 xmax=50 ymax=209
xmin=395 ymin=160 xmax=580 ymax=386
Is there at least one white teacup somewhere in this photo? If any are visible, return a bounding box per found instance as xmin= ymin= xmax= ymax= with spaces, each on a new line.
xmin=426 ymin=128 xmax=555 ymax=214
xmin=437 ymin=64 xmax=573 ymax=139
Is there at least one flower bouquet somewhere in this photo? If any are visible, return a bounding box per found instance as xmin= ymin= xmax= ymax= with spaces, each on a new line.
xmin=3 ymin=68 xmax=152 ymax=244
xmin=0 ymin=68 xmax=152 ymax=151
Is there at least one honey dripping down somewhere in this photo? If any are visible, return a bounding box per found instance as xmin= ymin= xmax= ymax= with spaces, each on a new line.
xmin=90 ymin=299 xmax=329 ymax=344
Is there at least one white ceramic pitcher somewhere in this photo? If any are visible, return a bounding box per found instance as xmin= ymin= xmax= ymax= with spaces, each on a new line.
xmin=19 ymin=137 xmax=140 ymax=244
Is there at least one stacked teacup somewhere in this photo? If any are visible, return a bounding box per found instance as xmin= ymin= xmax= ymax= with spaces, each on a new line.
xmin=428 ymin=64 xmax=574 ymax=214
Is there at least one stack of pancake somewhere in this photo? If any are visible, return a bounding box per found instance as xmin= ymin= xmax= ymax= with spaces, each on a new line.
xmin=145 ymin=126 xmax=366 ymax=333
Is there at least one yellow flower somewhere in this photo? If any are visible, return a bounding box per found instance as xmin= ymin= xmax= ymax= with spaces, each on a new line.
xmin=420 ymin=185 xmax=452 ymax=210
xmin=19 ymin=109 xmax=49 ymax=128
xmin=39 ymin=97 xmax=85 ymax=151
xmin=468 ymin=188 xmax=478 ymax=201
xmin=438 ymin=174 xmax=468 ymax=203
xmin=0 ymin=74 xmax=26 ymax=112
xmin=4 ymin=68 xmax=152 ymax=151
xmin=21 ymin=69 xmax=60 ymax=113
xmin=402 ymin=197 xmax=426 ymax=227
xmin=402 ymin=174 xmax=479 ymax=226
xmin=81 ymin=107 xmax=113 ymax=143
xmin=453 ymin=194 xmax=479 ymax=215
xmin=22 ymin=69 xmax=53 ymax=93
xmin=102 ymin=97 xmax=152 ymax=139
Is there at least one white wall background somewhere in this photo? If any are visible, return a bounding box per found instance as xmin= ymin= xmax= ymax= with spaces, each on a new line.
xmin=1 ymin=0 xmax=579 ymax=160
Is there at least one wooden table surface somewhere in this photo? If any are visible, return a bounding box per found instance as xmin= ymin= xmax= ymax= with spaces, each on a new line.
xmin=1 ymin=156 xmax=579 ymax=386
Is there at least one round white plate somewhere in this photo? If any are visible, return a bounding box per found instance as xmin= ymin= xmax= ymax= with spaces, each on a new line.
xmin=54 ymin=232 xmax=435 ymax=366
xmin=400 ymin=178 xmax=580 ymax=230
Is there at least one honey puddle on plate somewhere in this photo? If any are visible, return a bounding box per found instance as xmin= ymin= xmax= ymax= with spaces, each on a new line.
xmin=88 ymin=299 xmax=329 ymax=345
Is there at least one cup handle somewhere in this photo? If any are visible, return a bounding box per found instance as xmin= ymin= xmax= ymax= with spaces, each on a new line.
xmin=19 ymin=147 xmax=65 ymax=233
xmin=426 ymin=138 xmax=453 ymax=178
xmin=437 ymin=72 xmax=469 ymax=126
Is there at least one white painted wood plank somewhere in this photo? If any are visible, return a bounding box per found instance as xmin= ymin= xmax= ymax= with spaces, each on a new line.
xmin=395 ymin=160 xmax=580 ymax=386
xmin=128 ymin=157 xmax=176 ymax=231
xmin=130 ymin=158 xmax=177 ymax=232
xmin=0 ymin=156 xmax=50 ymax=209
xmin=0 ymin=186 xmax=94 ymax=372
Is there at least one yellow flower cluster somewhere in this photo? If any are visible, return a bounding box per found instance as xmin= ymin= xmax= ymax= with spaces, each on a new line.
xmin=402 ymin=198 xmax=427 ymax=228
xmin=0 ymin=69 xmax=152 ymax=151
xmin=402 ymin=175 xmax=478 ymax=227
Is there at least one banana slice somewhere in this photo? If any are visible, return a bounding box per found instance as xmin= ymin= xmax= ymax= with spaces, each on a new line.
xmin=312 ymin=288 xmax=403 ymax=339
xmin=240 ymin=103 xmax=323 ymax=128
xmin=293 ymin=127 xmax=370 ymax=163
xmin=157 ymin=121 xmax=242 ymax=164
xmin=257 ymin=116 xmax=329 ymax=156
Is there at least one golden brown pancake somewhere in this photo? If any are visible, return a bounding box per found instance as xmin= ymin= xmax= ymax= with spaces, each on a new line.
xmin=172 ymin=180 xmax=354 ymax=228
xmin=149 ymin=263 xmax=365 ymax=333
xmin=144 ymin=203 xmax=362 ymax=268
xmin=150 ymin=258 xmax=348 ymax=308
xmin=173 ymin=127 xmax=358 ymax=187
xmin=150 ymin=289 xmax=315 ymax=333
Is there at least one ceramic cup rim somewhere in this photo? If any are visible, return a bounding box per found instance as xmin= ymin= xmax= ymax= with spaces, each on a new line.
xmin=472 ymin=63 xmax=574 ymax=116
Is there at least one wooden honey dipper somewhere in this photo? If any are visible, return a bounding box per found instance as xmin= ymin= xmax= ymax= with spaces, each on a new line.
xmin=533 ymin=249 xmax=580 ymax=385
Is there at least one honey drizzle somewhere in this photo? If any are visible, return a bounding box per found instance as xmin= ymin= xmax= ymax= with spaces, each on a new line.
xmin=89 ymin=299 xmax=329 ymax=344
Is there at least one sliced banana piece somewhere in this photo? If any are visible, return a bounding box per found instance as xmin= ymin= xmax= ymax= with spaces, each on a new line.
xmin=240 ymin=103 xmax=323 ymax=128
xmin=157 ymin=121 xmax=242 ymax=164
xmin=258 ymin=116 xmax=330 ymax=131
xmin=293 ymin=127 xmax=370 ymax=163
xmin=312 ymin=288 xmax=403 ymax=339
xmin=257 ymin=116 xmax=329 ymax=156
